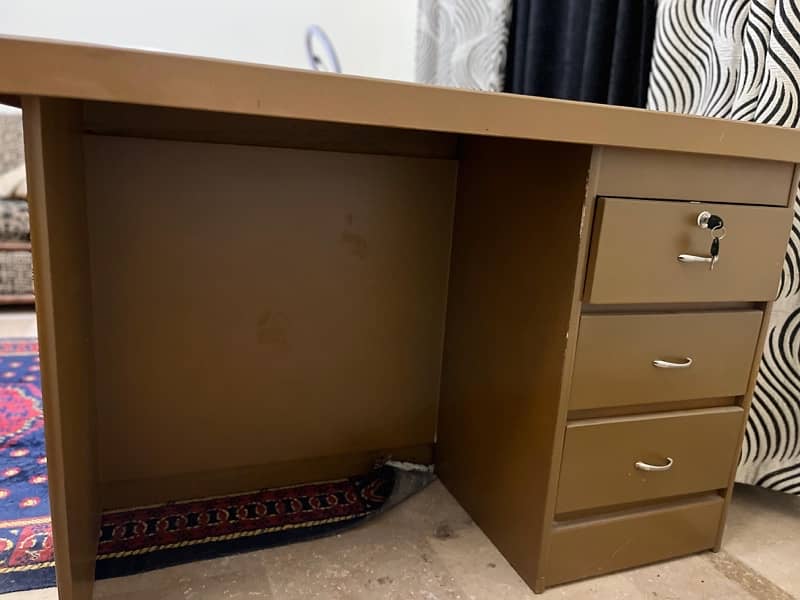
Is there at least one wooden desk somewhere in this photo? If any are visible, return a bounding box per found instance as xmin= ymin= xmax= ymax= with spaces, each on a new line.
xmin=2 ymin=36 xmax=799 ymax=598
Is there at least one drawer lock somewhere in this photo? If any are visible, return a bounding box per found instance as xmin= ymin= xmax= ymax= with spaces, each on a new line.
xmin=678 ymin=212 xmax=726 ymax=270
xmin=634 ymin=457 xmax=674 ymax=472
xmin=697 ymin=211 xmax=723 ymax=230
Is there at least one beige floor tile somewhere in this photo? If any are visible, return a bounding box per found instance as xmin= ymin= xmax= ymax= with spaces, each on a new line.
xmin=625 ymin=554 xmax=760 ymax=600
xmin=0 ymin=311 xmax=36 ymax=338
xmin=1 ymin=589 xmax=58 ymax=600
xmin=258 ymin=493 xmax=471 ymax=599
xmin=93 ymin=551 xmax=272 ymax=599
xmin=723 ymin=484 xmax=800 ymax=598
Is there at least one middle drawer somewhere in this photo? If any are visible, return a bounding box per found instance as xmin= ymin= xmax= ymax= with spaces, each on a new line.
xmin=570 ymin=311 xmax=762 ymax=411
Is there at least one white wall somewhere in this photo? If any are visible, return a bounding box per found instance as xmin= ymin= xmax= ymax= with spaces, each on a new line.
xmin=0 ymin=0 xmax=418 ymax=81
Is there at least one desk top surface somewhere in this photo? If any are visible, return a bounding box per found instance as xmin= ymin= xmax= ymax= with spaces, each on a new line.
xmin=2 ymin=35 xmax=800 ymax=163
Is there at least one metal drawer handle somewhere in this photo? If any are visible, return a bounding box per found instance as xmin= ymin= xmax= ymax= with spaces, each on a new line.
xmin=652 ymin=357 xmax=693 ymax=369
xmin=677 ymin=254 xmax=714 ymax=264
xmin=635 ymin=457 xmax=674 ymax=472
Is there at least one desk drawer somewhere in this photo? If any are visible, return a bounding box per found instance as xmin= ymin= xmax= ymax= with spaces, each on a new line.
xmin=570 ymin=311 xmax=762 ymax=411
xmin=547 ymin=495 xmax=723 ymax=586
xmin=585 ymin=198 xmax=792 ymax=304
xmin=556 ymin=407 xmax=742 ymax=515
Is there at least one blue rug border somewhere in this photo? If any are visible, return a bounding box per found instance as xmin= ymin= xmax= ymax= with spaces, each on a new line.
xmin=94 ymin=513 xmax=369 ymax=579
xmin=0 ymin=565 xmax=56 ymax=593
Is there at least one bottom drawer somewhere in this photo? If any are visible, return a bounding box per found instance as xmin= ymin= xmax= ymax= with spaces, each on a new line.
xmin=547 ymin=495 xmax=723 ymax=586
xmin=556 ymin=407 xmax=743 ymax=514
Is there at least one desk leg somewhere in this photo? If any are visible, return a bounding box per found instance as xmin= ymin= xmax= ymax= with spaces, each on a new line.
xmin=23 ymin=97 xmax=100 ymax=600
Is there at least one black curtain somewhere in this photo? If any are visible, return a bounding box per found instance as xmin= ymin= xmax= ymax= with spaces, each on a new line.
xmin=504 ymin=0 xmax=657 ymax=107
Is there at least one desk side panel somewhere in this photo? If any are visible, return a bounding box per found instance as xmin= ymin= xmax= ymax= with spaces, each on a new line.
xmin=436 ymin=137 xmax=591 ymax=588
xmin=22 ymin=98 xmax=99 ymax=600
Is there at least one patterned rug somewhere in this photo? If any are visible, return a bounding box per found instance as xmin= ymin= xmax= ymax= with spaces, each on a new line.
xmin=0 ymin=339 xmax=53 ymax=593
xmin=0 ymin=338 xmax=395 ymax=592
xmin=95 ymin=468 xmax=393 ymax=579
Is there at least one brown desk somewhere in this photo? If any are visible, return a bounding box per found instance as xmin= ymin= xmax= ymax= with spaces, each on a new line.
xmin=2 ymin=35 xmax=799 ymax=598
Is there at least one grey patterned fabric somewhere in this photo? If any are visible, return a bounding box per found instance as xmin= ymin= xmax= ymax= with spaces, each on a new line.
xmin=0 ymin=115 xmax=26 ymax=199
xmin=0 ymin=199 xmax=29 ymax=242
xmin=416 ymin=0 xmax=512 ymax=91
xmin=0 ymin=115 xmax=24 ymax=175
xmin=0 ymin=113 xmax=32 ymax=299
xmin=648 ymin=0 xmax=800 ymax=493
xmin=0 ymin=250 xmax=33 ymax=296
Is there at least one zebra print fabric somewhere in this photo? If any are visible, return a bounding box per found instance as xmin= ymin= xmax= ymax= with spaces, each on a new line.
xmin=648 ymin=0 xmax=800 ymax=493
xmin=416 ymin=0 xmax=512 ymax=91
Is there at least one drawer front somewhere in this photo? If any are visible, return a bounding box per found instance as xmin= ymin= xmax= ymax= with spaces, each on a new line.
xmin=596 ymin=146 xmax=795 ymax=207
xmin=547 ymin=495 xmax=723 ymax=586
xmin=556 ymin=407 xmax=742 ymax=515
xmin=585 ymin=198 xmax=792 ymax=304
xmin=570 ymin=311 xmax=762 ymax=411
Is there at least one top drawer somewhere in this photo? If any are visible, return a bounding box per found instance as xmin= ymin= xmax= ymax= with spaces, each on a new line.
xmin=596 ymin=147 xmax=796 ymax=206
xmin=585 ymin=198 xmax=793 ymax=304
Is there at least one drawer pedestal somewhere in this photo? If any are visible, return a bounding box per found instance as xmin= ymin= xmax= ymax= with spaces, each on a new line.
xmin=438 ymin=145 xmax=795 ymax=592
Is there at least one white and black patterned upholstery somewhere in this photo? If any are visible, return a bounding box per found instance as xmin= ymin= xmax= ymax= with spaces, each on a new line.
xmin=648 ymin=0 xmax=800 ymax=493
xmin=415 ymin=0 xmax=512 ymax=91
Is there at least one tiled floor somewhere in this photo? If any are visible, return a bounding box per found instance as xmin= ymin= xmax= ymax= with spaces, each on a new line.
xmin=2 ymin=312 xmax=799 ymax=599
xmin=6 ymin=482 xmax=798 ymax=600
